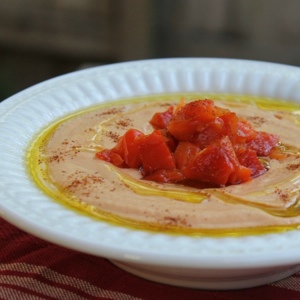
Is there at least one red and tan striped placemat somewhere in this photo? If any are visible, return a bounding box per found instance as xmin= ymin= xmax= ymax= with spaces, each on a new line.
xmin=1 ymin=217 xmax=299 ymax=300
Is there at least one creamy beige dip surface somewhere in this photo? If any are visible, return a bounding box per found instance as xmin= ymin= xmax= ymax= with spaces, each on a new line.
xmin=30 ymin=94 xmax=300 ymax=235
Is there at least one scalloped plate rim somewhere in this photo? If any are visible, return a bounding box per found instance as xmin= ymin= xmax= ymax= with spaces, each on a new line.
xmin=1 ymin=58 xmax=300 ymax=270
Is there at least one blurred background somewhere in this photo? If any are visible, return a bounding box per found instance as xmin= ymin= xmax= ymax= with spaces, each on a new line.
xmin=1 ymin=0 xmax=300 ymax=101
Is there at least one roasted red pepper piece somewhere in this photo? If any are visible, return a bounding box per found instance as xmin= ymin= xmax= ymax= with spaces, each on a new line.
xmin=138 ymin=130 xmax=176 ymax=175
xmin=96 ymin=129 xmax=144 ymax=168
xmin=150 ymin=106 xmax=174 ymax=129
xmin=237 ymin=149 xmax=266 ymax=178
xmin=174 ymin=141 xmax=200 ymax=170
xmin=236 ymin=118 xmax=257 ymax=143
xmin=143 ymin=169 xmax=184 ymax=183
xmin=227 ymin=165 xmax=252 ymax=185
xmin=121 ymin=129 xmax=144 ymax=168
xmin=183 ymin=136 xmax=251 ymax=186
xmin=246 ymin=131 xmax=279 ymax=156
xmin=167 ymin=99 xmax=229 ymax=141
xmin=95 ymin=149 xmax=125 ymax=167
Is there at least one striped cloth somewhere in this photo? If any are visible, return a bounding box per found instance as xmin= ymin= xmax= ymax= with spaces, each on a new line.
xmin=1 ymin=217 xmax=299 ymax=300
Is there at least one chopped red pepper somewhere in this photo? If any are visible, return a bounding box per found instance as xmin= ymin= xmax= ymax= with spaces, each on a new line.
xmin=96 ymin=149 xmax=125 ymax=167
xmin=237 ymin=149 xmax=266 ymax=178
xmin=96 ymin=99 xmax=281 ymax=187
xmin=174 ymin=141 xmax=200 ymax=170
xmin=150 ymin=106 xmax=174 ymax=129
xmin=143 ymin=169 xmax=184 ymax=183
xmin=96 ymin=129 xmax=144 ymax=168
xmin=183 ymin=136 xmax=251 ymax=186
xmin=246 ymin=131 xmax=279 ymax=156
xmin=138 ymin=130 xmax=176 ymax=175
xmin=167 ymin=99 xmax=229 ymax=141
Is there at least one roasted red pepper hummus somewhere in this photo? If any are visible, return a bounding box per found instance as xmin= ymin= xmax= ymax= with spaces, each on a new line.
xmin=31 ymin=94 xmax=300 ymax=235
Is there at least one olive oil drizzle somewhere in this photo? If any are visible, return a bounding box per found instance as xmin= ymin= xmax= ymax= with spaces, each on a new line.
xmin=108 ymin=161 xmax=300 ymax=217
xmin=211 ymin=189 xmax=300 ymax=218
xmin=108 ymin=165 xmax=209 ymax=203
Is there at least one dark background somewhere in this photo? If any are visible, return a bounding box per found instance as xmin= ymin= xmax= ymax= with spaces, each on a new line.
xmin=1 ymin=0 xmax=300 ymax=101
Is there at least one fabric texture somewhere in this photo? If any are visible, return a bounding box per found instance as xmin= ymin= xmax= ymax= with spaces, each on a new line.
xmin=0 ymin=217 xmax=299 ymax=300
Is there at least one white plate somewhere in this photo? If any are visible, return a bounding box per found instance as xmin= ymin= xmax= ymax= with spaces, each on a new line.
xmin=1 ymin=58 xmax=300 ymax=290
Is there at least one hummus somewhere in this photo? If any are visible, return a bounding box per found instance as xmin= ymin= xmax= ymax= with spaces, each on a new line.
xmin=29 ymin=94 xmax=300 ymax=236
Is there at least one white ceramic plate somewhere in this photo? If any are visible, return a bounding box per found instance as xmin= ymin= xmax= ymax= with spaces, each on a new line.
xmin=1 ymin=58 xmax=300 ymax=290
